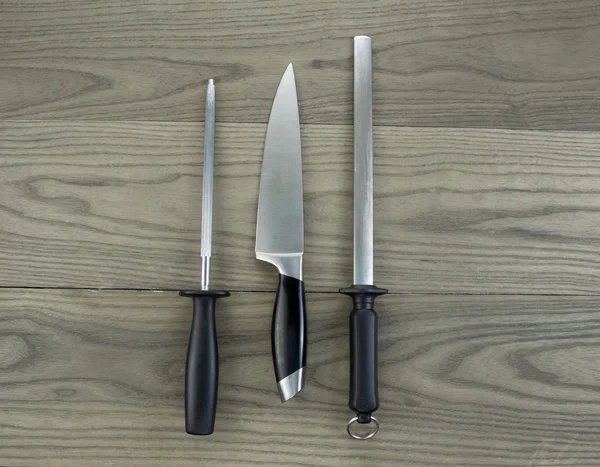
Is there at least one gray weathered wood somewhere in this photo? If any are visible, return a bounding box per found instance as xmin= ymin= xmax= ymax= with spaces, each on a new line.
xmin=3 ymin=121 xmax=600 ymax=293
xmin=2 ymin=0 xmax=600 ymax=129
xmin=4 ymin=1 xmax=600 ymax=465
xmin=2 ymin=290 xmax=600 ymax=466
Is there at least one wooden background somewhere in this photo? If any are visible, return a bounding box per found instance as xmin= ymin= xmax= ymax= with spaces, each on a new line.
xmin=2 ymin=0 xmax=600 ymax=465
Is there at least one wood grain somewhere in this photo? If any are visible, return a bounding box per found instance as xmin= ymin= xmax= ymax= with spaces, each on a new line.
xmin=2 ymin=0 xmax=600 ymax=129
xmin=3 ymin=121 xmax=600 ymax=293
xmin=4 ymin=1 xmax=600 ymax=465
xmin=2 ymin=290 xmax=600 ymax=466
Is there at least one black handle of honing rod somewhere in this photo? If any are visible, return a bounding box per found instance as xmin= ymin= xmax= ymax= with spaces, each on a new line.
xmin=179 ymin=289 xmax=229 ymax=435
xmin=340 ymin=284 xmax=387 ymax=438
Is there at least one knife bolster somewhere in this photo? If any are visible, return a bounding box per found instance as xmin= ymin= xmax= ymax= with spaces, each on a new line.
xmin=256 ymin=252 xmax=303 ymax=281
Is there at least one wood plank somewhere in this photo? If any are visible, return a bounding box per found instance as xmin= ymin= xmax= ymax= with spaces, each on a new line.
xmin=2 ymin=290 xmax=600 ymax=466
xmin=2 ymin=0 xmax=600 ymax=129
xmin=3 ymin=121 xmax=600 ymax=293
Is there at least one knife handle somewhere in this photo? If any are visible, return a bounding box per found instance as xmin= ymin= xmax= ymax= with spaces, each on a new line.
xmin=340 ymin=285 xmax=387 ymax=425
xmin=179 ymin=289 xmax=229 ymax=435
xmin=272 ymin=274 xmax=307 ymax=401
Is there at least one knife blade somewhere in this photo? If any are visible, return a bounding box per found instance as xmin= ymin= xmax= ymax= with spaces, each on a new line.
xmin=256 ymin=63 xmax=307 ymax=402
xmin=340 ymin=36 xmax=388 ymax=440
xmin=179 ymin=79 xmax=230 ymax=435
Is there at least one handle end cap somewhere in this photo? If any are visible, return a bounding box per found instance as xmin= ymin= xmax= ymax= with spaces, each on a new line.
xmin=278 ymin=367 xmax=305 ymax=402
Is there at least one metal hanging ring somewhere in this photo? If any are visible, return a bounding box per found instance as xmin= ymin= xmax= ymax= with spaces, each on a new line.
xmin=346 ymin=416 xmax=380 ymax=440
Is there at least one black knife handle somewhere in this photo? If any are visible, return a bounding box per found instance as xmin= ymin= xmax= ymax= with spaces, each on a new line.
xmin=272 ymin=274 xmax=307 ymax=400
xmin=340 ymin=285 xmax=388 ymax=423
xmin=179 ymin=289 xmax=229 ymax=435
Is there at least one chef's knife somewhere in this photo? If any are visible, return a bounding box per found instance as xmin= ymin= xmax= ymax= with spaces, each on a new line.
xmin=340 ymin=36 xmax=388 ymax=440
xmin=256 ymin=64 xmax=307 ymax=402
xmin=180 ymin=79 xmax=230 ymax=435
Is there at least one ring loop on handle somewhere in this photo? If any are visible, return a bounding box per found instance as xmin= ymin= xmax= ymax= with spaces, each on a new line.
xmin=346 ymin=416 xmax=379 ymax=440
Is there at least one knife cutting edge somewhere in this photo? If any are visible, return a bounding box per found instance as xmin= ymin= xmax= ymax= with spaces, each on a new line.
xmin=256 ymin=63 xmax=307 ymax=402
xmin=180 ymin=79 xmax=230 ymax=435
xmin=340 ymin=36 xmax=388 ymax=440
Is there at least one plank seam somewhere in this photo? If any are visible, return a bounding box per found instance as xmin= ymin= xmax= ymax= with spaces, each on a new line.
xmin=3 ymin=120 xmax=600 ymax=134
xmin=0 ymin=286 xmax=597 ymax=296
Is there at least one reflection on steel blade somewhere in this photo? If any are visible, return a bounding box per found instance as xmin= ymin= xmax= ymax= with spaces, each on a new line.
xmin=256 ymin=64 xmax=304 ymax=273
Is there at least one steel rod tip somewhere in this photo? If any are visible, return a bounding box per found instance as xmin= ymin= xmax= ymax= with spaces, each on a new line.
xmin=208 ymin=79 xmax=214 ymax=85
